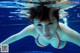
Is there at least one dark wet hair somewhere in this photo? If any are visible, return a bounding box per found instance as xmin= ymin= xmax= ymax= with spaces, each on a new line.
xmin=28 ymin=4 xmax=60 ymax=22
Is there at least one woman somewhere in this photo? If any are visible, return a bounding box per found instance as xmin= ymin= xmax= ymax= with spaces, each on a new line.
xmin=1 ymin=5 xmax=80 ymax=49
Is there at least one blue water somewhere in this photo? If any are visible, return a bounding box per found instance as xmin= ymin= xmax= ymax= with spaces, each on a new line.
xmin=0 ymin=1 xmax=80 ymax=53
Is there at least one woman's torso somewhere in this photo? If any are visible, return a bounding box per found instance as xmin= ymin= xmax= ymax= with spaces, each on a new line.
xmin=32 ymin=23 xmax=68 ymax=49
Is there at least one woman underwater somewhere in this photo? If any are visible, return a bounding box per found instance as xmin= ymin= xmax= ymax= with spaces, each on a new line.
xmin=0 ymin=4 xmax=80 ymax=49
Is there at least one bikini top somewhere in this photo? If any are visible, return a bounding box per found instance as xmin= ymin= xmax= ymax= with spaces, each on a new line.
xmin=35 ymin=32 xmax=67 ymax=49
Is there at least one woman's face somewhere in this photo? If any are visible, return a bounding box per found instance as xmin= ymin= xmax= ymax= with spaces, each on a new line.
xmin=34 ymin=17 xmax=58 ymax=39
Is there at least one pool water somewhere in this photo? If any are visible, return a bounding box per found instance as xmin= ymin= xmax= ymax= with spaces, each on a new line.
xmin=0 ymin=1 xmax=80 ymax=53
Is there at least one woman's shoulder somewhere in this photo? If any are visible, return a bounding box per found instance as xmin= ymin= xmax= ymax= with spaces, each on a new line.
xmin=58 ymin=22 xmax=71 ymax=41
xmin=26 ymin=24 xmax=36 ymax=32
xmin=59 ymin=22 xmax=76 ymax=33
xmin=27 ymin=24 xmax=35 ymax=28
xmin=24 ymin=24 xmax=35 ymax=33
xmin=58 ymin=22 xmax=80 ymax=40
xmin=26 ymin=24 xmax=38 ymax=38
xmin=59 ymin=22 xmax=70 ymax=32
xmin=59 ymin=22 xmax=74 ymax=34
xmin=59 ymin=22 xmax=79 ymax=34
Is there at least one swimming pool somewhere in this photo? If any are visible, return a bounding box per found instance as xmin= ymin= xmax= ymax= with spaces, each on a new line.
xmin=0 ymin=1 xmax=80 ymax=53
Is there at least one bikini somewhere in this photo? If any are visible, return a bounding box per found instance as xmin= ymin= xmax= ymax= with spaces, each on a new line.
xmin=35 ymin=32 xmax=67 ymax=49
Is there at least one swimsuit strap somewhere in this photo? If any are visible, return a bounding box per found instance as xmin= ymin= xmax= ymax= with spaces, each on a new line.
xmin=36 ymin=32 xmax=61 ymax=48
xmin=36 ymin=34 xmax=45 ymax=48
xmin=56 ymin=32 xmax=61 ymax=49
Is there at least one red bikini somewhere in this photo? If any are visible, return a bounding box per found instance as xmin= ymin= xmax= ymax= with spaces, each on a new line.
xmin=35 ymin=32 xmax=66 ymax=49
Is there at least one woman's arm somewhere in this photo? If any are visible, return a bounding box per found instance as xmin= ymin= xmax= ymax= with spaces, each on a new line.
xmin=59 ymin=23 xmax=80 ymax=46
xmin=1 ymin=24 xmax=35 ymax=44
